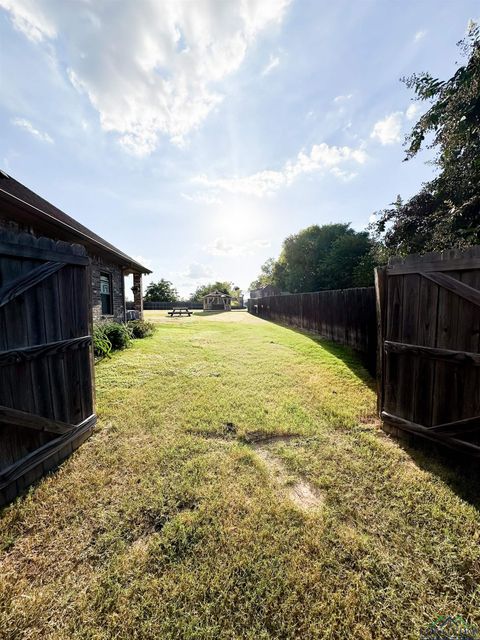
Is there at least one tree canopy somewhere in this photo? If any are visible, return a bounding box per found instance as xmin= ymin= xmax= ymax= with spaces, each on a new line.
xmin=191 ymin=281 xmax=235 ymax=301
xmin=249 ymin=258 xmax=277 ymax=290
xmin=250 ymin=224 xmax=375 ymax=294
xmin=371 ymin=22 xmax=480 ymax=255
xmin=144 ymin=279 xmax=179 ymax=303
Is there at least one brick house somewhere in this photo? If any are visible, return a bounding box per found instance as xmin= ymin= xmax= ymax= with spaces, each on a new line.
xmin=0 ymin=171 xmax=151 ymax=321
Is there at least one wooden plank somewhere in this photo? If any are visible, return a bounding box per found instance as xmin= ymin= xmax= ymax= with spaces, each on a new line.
xmin=429 ymin=415 xmax=480 ymax=436
xmin=432 ymin=275 xmax=463 ymax=426
xmin=421 ymin=271 xmax=480 ymax=307
xmin=412 ymin=277 xmax=439 ymax=428
xmin=381 ymin=411 xmax=480 ymax=456
xmin=383 ymin=274 xmax=404 ymax=416
xmin=0 ymin=405 xmax=74 ymax=434
xmin=0 ymin=414 xmax=96 ymax=492
xmin=61 ymin=263 xmax=84 ymax=425
xmin=396 ymin=273 xmax=421 ymax=422
xmin=388 ymin=257 xmax=480 ymax=275
xmin=0 ymin=261 xmax=65 ymax=308
xmin=0 ymin=336 xmax=92 ymax=366
xmin=375 ymin=267 xmax=387 ymax=416
xmin=384 ymin=341 xmax=480 ymax=365
xmin=0 ymin=246 xmax=48 ymax=469
xmin=458 ymin=269 xmax=480 ymax=432
xmin=0 ymin=240 xmax=89 ymax=265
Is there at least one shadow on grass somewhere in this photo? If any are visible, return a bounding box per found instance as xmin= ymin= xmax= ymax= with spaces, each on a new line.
xmin=255 ymin=316 xmax=480 ymax=509
xmin=193 ymin=310 xmax=230 ymax=316
xmin=260 ymin=317 xmax=376 ymax=391
xmin=390 ymin=432 xmax=480 ymax=510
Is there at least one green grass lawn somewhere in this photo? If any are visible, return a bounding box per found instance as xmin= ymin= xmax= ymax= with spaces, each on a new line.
xmin=1 ymin=310 xmax=479 ymax=639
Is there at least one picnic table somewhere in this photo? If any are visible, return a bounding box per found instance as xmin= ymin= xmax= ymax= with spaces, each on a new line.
xmin=168 ymin=307 xmax=192 ymax=317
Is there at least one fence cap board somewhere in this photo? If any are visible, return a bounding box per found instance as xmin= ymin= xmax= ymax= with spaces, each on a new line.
xmin=388 ymin=246 xmax=480 ymax=274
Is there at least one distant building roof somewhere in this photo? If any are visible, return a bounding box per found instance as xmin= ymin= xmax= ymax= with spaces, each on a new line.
xmin=249 ymin=284 xmax=282 ymax=298
xmin=0 ymin=171 xmax=151 ymax=274
xmin=203 ymin=290 xmax=232 ymax=298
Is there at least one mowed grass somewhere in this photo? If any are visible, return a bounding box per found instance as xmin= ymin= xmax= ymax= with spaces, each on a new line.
xmin=1 ymin=310 xmax=479 ymax=639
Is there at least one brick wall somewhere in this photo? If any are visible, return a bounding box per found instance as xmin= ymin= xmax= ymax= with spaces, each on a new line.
xmin=90 ymin=255 xmax=125 ymax=323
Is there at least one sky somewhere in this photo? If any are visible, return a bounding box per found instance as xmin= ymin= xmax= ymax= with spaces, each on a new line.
xmin=0 ymin=0 xmax=478 ymax=298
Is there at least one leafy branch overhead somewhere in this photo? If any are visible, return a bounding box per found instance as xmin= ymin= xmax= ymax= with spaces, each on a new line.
xmin=372 ymin=22 xmax=480 ymax=255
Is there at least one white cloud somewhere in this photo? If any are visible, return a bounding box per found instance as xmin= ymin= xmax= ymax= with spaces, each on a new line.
xmin=194 ymin=141 xmax=368 ymax=197
xmin=414 ymin=30 xmax=427 ymax=42
xmin=203 ymin=237 xmax=270 ymax=256
xmin=0 ymin=0 xmax=291 ymax=155
xmin=261 ymin=53 xmax=280 ymax=75
xmin=204 ymin=237 xmax=237 ymax=256
xmin=405 ymin=103 xmax=421 ymax=121
xmin=181 ymin=192 xmax=222 ymax=206
xmin=0 ymin=0 xmax=56 ymax=43
xmin=11 ymin=117 xmax=54 ymax=143
xmin=183 ymin=262 xmax=213 ymax=280
xmin=370 ymin=112 xmax=403 ymax=145
xmin=333 ymin=94 xmax=353 ymax=103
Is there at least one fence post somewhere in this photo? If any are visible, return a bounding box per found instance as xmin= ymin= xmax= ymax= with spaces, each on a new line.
xmin=375 ymin=266 xmax=387 ymax=417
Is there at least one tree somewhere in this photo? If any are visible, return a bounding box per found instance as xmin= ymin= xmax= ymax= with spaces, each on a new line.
xmin=323 ymin=231 xmax=375 ymax=288
xmin=249 ymin=224 xmax=375 ymax=293
xmin=371 ymin=22 xmax=480 ymax=254
xmin=249 ymin=258 xmax=276 ymax=290
xmin=278 ymin=224 xmax=353 ymax=292
xmin=191 ymin=281 xmax=234 ymax=301
xmin=144 ymin=279 xmax=179 ymax=303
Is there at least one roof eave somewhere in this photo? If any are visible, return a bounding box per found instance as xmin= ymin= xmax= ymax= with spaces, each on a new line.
xmin=0 ymin=189 xmax=151 ymax=274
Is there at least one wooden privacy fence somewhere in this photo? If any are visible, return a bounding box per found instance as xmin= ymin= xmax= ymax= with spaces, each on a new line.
xmin=135 ymin=301 xmax=246 ymax=310
xmin=248 ymin=288 xmax=377 ymax=372
xmin=136 ymin=300 xmax=204 ymax=310
xmin=376 ymin=245 xmax=480 ymax=456
xmin=0 ymin=230 xmax=96 ymax=505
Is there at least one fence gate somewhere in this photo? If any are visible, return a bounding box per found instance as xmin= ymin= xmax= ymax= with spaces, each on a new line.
xmin=0 ymin=229 xmax=96 ymax=505
xmin=376 ymin=246 xmax=480 ymax=455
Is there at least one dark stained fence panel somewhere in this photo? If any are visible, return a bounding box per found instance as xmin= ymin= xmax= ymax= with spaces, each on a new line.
xmin=378 ymin=245 xmax=480 ymax=455
xmin=0 ymin=229 xmax=96 ymax=505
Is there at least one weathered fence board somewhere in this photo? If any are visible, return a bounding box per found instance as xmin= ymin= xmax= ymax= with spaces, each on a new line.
xmin=248 ymin=288 xmax=377 ymax=372
xmin=377 ymin=245 xmax=480 ymax=455
xmin=0 ymin=229 xmax=96 ymax=505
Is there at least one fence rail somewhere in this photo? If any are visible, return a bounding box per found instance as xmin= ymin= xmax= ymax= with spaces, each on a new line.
xmin=129 ymin=301 xmax=247 ymax=310
xmin=128 ymin=300 xmax=204 ymax=310
xmin=248 ymin=288 xmax=376 ymax=372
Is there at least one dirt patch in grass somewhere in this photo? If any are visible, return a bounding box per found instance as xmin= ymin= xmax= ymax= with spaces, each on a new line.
xmin=241 ymin=430 xmax=298 ymax=445
xmin=253 ymin=446 xmax=323 ymax=512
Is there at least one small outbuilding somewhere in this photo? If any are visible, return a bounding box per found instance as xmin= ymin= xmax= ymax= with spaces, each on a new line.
xmin=203 ymin=290 xmax=232 ymax=311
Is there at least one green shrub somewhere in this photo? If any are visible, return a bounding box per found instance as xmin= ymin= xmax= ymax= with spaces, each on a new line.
xmin=93 ymin=320 xmax=153 ymax=362
xmin=103 ymin=322 xmax=133 ymax=350
xmin=93 ymin=323 xmax=112 ymax=359
xmin=127 ymin=320 xmax=155 ymax=339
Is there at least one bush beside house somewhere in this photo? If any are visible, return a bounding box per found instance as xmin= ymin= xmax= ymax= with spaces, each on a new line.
xmin=93 ymin=320 xmax=156 ymax=360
